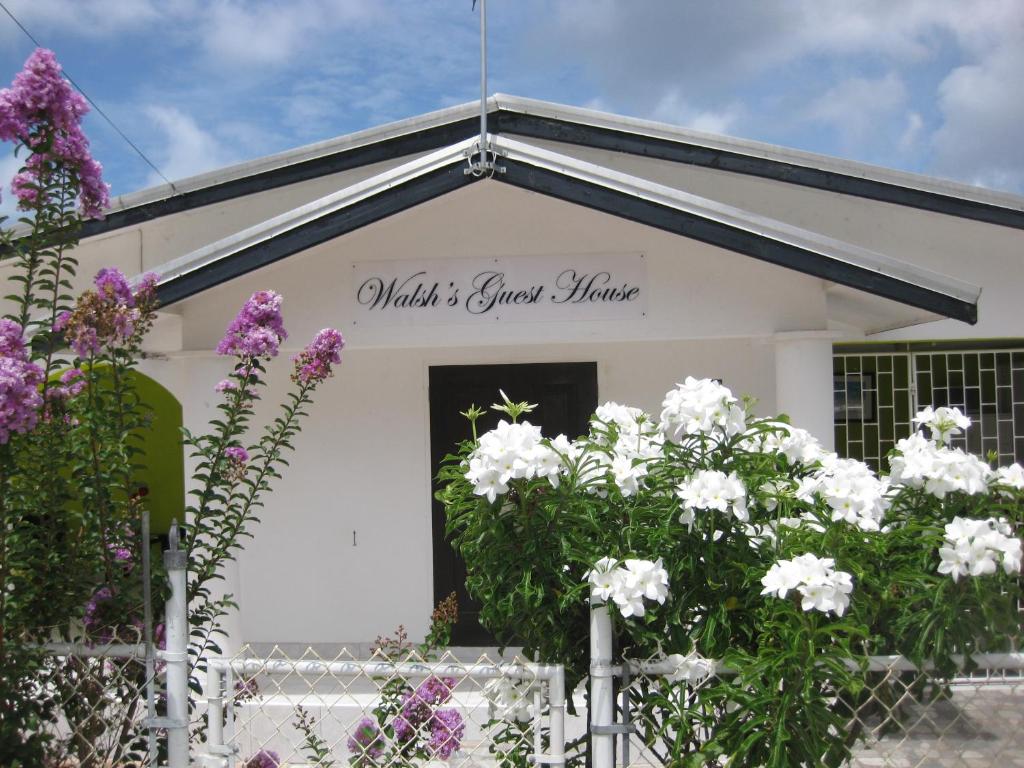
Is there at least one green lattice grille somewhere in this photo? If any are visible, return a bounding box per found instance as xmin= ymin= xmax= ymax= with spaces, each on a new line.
xmin=834 ymin=353 xmax=914 ymax=471
xmin=834 ymin=348 xmax=1024 ymax=472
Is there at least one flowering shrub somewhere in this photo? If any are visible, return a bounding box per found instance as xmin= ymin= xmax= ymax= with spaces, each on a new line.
xmin=0 ymin=48 xmax=345 ymax=763
xmin=184 ymin=291 xmax=345 ymax=674
xmin=345 ymin=594 xmax=464 ymax=766
xmin=438 ymin=378 xmax=1023 ymax=766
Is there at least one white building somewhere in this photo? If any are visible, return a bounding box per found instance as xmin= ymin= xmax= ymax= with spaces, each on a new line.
xmin=62 ymin=95 xmax=1024 ymax=650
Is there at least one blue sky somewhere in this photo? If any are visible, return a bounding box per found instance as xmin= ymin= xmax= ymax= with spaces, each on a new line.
xmin=1 ymin=0 xmax=1022 ymax=211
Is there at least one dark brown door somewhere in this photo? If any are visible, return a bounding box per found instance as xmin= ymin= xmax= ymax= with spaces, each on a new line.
xmin=429 ymin=362 xmax=598 ymax=645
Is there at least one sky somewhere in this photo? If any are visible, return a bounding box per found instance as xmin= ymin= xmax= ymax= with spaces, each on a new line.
xmin=1 ymin=0 xmax=1022 ymax=215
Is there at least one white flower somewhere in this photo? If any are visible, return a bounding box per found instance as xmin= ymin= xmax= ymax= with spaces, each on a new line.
xmin=465 ymin=420 xmax=571 ymax=500
xmin=938 ymin=516 xmax=1022 ymax=581
xmin=760 ymin=560 xmax=804 ymax=599
xmin=483 ymin=677 xmax=533 ymax=722
xmin=666 ymin=652 xmax=715 ymax=684
xmin=913 ymin=405 xmax=971 ymax=444
xmin=677 ymin=470 xmax=748 ymax=522
xmin=587 ymin=557 xmax=622 ymax=602
xmin=800 ymin=456 xmax=890 ymax=531
xmin=659 ymin=377 xmax=746 ymax=442
xmin=587 ymin=556 xmax=670 ymax=618
xmin=761 ymin=554 xmax=854 ymax=617
xmin=890 ymin=433 xmax=993 ymax=499
xmin=992 ymin=463 xmax=1024 ymax=493
xmin=624 ymin=558 xmax=669 ymax=604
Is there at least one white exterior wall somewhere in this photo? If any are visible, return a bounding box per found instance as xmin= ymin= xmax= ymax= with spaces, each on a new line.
xmin=150 ymin=181 xmax=836 ymax=645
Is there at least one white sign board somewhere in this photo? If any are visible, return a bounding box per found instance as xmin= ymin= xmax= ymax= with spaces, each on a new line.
xmin=351 ymin=253 xmax=647 ymax=326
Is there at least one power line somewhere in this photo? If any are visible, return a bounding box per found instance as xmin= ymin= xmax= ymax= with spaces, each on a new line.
xmin=0 ymin=0 xmax=177 ymax=192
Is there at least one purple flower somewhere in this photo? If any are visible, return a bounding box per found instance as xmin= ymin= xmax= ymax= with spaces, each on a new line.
xmin=95 ymin=268 xmax=134 ymax=306
xmin=243 ymin=749 xmax=280 ymax=768
xmin=60 ymin=368 xmax=86 ymax=397
xmin=0 ymin=355 xmax=44 ymax=444
xmin=0 ymin=49 xmax=109 ymax=218
xmin=215 ymin=379 xmax=237 ymax=393
xmin=83 ymin=586 xmax=115 ymax=640
xmin=57 ymin=267 xmax=155 ymax=359
xmin=292 ymin=328 xmax=345 ymax=385
xmin=394 ymin=675 xmax=456 ymax=742
xmin=133 ymin=272 xmax=159 ymax=305
xmin=216 ymin=291 xmax=287 ymax=360
xmin=0 ymin=318 xmax=26 ymax=358
xmin=348 ymin=716 xmax=385 ymax=762
xmin=429 ymin=708 xmax=465 ymax=760
xmin=224 ymin=446 xmax=249 ymax=465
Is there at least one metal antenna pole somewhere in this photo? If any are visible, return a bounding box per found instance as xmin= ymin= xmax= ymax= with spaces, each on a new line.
xmin=467 ymin=0 xmax=503 ymax=177
xmin=479 ymin=0 xmax=487 ymax=155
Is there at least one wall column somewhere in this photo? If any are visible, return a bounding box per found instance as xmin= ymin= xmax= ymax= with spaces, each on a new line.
xmin=774 ymin=331 xmax=837 ymax=450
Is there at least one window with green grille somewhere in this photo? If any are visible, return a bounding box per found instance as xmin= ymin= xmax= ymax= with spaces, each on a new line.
xmin=833 ymin=345 xmax=1024 ymax=472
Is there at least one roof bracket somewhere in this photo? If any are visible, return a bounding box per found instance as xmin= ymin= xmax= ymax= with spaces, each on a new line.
xmin=464 ymin=140 xmax=506 ymax=177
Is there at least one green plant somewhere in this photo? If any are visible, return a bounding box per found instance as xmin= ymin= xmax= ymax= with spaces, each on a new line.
xmin=437 ymin=382 xmax=1023 ymax=766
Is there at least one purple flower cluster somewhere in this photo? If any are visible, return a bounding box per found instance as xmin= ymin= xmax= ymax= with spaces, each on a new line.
xmin=347 ymin=716 xmax=385 ymax=762
xmin=393 ymin=676 xmax=458 ymax=742
xmin=243 ymin=749 xmax=279 ymax=768
xmin=46 ymin=367 xmax=87 ymax=407
xmin=0 ymin=319 xmax=43 ymax=444
xmin=428 ymin=707 xmax=466 ymax=760
xmin=83 ymin=586 xmax=114 ymax=639
xmin=55 ymin=268 xmax=156 ymax=358
xmin=224 ymin=445 xmax=249 ymax=465
xmin=0 ymin=48 xmax=110 ymax=218
xmin=292 ymin=328 xmax=345 ymax=385
xmin=216 ymin=291 xmax=287 ymax=360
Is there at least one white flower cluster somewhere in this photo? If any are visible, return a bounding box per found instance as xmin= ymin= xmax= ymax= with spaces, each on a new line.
xmin=584 ymin=402 xmax=665 ymax=497
xmin=587 ymin=557 xmax=670 ymax=618
xmin=760 ymin=553 xmax=854 ymax=617
xmin=740 ymin=422 xmax=827 ymax=466
xmin=937 ymin=516 xmax=1022 ymax=582
xmin=889 ymin=432 xmax=992 ymax=498
xmin=676 ymin=469 xmax=748 ymax=527
xmin=659 ymin=377 xmax=746 ymax=443
xmin=912 ymin=405 xmax=971 ymax=444
xmin=796 ymin=455 xmax=891 ymax=531
xmin=464 ymin=420 xmax=571 ymax=503
xmin=993 ymin=463 xmax=1024 ymax=493
xmin=482 ymin=677 xmax=534 ymax=722
xmin=665 ymin=651 xmax=716 ymax=684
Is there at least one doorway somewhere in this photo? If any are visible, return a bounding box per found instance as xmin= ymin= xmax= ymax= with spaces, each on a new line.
xmin=428 ymin=362 xmax=598 ymax=645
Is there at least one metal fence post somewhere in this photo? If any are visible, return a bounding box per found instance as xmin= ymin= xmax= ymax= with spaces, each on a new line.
xmin=590 ymin=601 xmax=615 ymax=768
xmin=548 ymin=664 xmax=567 ymax=766
xmin=164 ymin=521 xmax=190 ymax=768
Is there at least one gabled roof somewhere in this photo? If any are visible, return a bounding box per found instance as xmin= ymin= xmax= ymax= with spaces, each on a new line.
xmin=93 ymin=94 xmax=1024 ymax=241
xmin=147 ymin=133 xmax=980 ymax=326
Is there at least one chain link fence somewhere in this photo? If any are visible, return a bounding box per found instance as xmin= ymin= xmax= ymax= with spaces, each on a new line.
xmin=613 ymin=652 xmax=1024 ymax=767
xmin=27 ymin=641 xmax=163 ymax=768
xmin=196 ymin=645 xmax=567 ymax=767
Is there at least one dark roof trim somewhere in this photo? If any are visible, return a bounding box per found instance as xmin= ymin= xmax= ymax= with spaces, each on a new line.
xmin=155 ymin=162 xmax=478 ymax=306
xmin=495 ymin=158 xmax=977 ymax=324
xmin=493 ymin=112 xmax=1024 ymax=232
xmin=82 ymin=117 xmax=480 ymax=240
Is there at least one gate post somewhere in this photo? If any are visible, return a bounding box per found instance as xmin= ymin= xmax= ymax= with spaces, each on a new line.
xmin=164 ymin=521 xmax=190 ymax=768
xmin=590 ymin=601 xmax=615 ymax=768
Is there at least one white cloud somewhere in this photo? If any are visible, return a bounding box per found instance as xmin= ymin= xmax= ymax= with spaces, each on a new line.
xmin=650 ymin=89 xmax=742 ymax=135
xmin=931 ymin=42 xmax=1024 ymax=190
xmin=143 ymin=105 xmax=237 ymax=185
xmin=804 ymin=73 xmax=907 ymax=150
xmin=0 ymin=0 xmax=163 ymax=40
xmin=898 ymin=112 xmax=924 ymax=154
xmin=198 ymin=0 xmax=377 ymax=68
